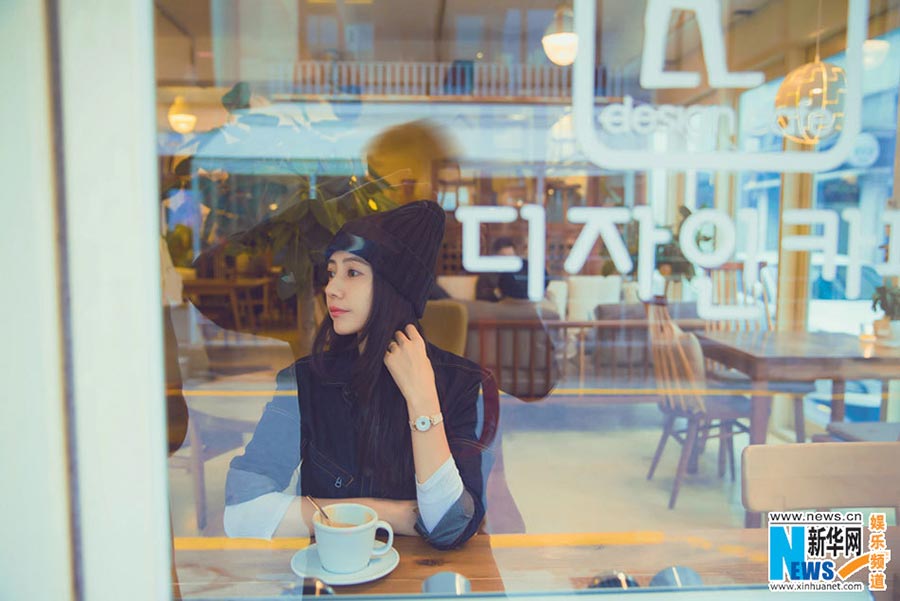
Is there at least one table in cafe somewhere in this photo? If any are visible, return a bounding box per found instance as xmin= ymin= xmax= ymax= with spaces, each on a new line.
xmin=173 ymin=529 xmax=898 ymax=598
xmin=698 ymin=331 xmax=900 ymax=527
xmin=698 ymin=331 xmax=900 ymax=441
xmin=699 ymin=332 xmax=900 ymax=444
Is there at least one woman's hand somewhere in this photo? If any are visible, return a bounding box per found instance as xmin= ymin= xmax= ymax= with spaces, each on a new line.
xmin=384 ymin=324 xmax=439 ymax=412
xmin=385 ymin=326 xmax=453 ymax=483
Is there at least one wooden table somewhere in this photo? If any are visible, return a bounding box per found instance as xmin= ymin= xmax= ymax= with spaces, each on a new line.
xmin=174 ymin=534 xmax=503 ymax=597
xmin=173 ymin=529 xmax=898 ymax=598
xmin=699 ymin=331 xmax=900 ymax=527
xmin=699 ymin=332 xmax=900 ymax=444
xmin=183 ymin=277 xmax=272 ymax=332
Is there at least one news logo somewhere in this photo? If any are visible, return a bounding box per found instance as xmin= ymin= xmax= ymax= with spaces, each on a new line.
xmin=571 ymin=0 xmax=868 ymax=172
xmin=768 ymin=512 xmax=891 ymax=593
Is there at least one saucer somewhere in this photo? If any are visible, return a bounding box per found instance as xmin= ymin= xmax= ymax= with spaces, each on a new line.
xmin=290 ymin=542 xmax=400 ymax=586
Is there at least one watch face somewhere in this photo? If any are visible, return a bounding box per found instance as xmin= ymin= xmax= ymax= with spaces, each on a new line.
xmin=415 ymin=416 xmax=431 ymax=432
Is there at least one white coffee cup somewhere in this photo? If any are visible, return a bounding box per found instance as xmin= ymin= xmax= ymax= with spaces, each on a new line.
xmin=313 ymin=503 xmax=394 ymax=574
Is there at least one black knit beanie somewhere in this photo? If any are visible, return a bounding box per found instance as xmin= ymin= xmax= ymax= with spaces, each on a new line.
xmin=325 ymin=200 xmax=446 ymax=318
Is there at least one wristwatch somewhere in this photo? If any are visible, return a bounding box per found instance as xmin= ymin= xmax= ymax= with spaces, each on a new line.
xmin=410 ymin=412 xmax=443 ymax=432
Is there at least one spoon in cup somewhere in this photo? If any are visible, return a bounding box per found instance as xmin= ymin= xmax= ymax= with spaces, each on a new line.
xmin=305 ymin=496 xmax=333 ymax=525
xmin=305 ymin=496 xmax=363 ymax=528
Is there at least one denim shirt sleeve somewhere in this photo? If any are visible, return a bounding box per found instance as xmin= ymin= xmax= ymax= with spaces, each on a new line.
xmin=414 ymin=490 xmax=476 ymax=549
xmin=225 ymin=365 xmax=302 ymax=506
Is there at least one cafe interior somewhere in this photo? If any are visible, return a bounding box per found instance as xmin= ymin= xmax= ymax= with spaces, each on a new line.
xmin=8 ymin=0 xmax=900 ymax=599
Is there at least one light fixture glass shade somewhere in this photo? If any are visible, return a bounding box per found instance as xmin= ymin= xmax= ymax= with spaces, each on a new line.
xmin=168 ymin=95 xmax=197 ymax=134
xmin=774 ymin=61 xmax=846 ymax=145
xmin=542 ymin=5 xmax=577 ymax=66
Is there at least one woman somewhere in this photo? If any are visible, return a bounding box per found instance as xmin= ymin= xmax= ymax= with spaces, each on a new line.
xmin=224 ymin=200 xmax=496 ymax=550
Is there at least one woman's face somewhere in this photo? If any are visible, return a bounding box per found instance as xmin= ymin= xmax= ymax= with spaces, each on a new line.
xmin=325 ymin=250 xmax=374 ymax=336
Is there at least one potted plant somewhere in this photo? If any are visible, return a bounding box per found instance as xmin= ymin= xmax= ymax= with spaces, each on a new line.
xmin=871 ymin=282 xmax=900 ymax=341
xmin=656 ymin=206 xmax=709 ymax=283
xmin=207 ymin=173 xmax=397 ymax=357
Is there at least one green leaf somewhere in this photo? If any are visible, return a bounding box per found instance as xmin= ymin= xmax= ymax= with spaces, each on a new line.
xmin=309 ymin=197 xmax=337 ymax=232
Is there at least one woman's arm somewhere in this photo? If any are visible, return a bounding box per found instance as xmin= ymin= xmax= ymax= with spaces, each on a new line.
xmin=384 ymin=324 xmax=452 ymax=483
xmin=415 ymin=364 xmax=496 ymax=549
xmin=224 ymin=365 xmax=304 ymax=540
xmin=224 ymin=491 xmax=297 ymax=539
xmin=226 ymin=366 xmax=302 ymax=507
xmin=384 ymin=326 xmax=484 ymax=549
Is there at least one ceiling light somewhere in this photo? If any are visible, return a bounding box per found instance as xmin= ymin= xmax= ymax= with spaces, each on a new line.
xmin=542 ymin=3 xmax=577 ymax=67
xmin=774 ymin=61 xmax=846 ymax=145
xmin=168 ymin=95 xmax=197 ymax=134
xmin=773 ymin=1 xmax=846 ymax=146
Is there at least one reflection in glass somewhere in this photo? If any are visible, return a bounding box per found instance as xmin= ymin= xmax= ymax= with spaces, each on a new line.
xmin=154 ymin=2 xmax=900 ymax=598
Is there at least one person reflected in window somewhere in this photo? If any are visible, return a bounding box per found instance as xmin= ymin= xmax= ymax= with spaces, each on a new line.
xmin=224 ymin=201 xmax=496 ymax=550
xmin=475 ymin=237 xmax=518 ymax=302
xmin=496 ymin=261 xmax=555 ymax=316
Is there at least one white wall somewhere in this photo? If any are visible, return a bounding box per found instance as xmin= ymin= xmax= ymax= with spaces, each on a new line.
xmin=59 ymin=0 xmax=172 ymax=599
xmin=0 ymin=2 xmax=73 ymax=600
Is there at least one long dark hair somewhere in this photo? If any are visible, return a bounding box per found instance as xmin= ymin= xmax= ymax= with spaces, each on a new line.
xmin=311 ymin=270 xmax=422 ymax=497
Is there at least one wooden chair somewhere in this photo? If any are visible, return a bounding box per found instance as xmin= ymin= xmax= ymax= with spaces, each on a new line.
xmin=742 ymin=442 xmax=900 ymax=519
xmin=705 ymin=263 xmax=773 ymax=333
xmin=466 ymin=318 xmax=559 ymax=402
xmin=704 ymin=263 xmax=810 ymax=443
xmin=702 ymin=263 xmax=770 ymax=385
xmin=421 ymin=299 xmax=469 ymax=356
xmin=457 ymin=358 xmax=524 ymax=534
xmin=647 ymin=298 xmax=751 ymax=509
xmin=421 ymin=304 xmax=525 ymax=532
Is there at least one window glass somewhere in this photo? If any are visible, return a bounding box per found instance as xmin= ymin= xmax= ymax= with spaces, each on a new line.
xmin=156 ymin=2 xmax=900 ymax=598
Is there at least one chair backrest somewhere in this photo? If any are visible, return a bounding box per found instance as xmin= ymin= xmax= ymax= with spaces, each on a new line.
xmin=647 ymin=299 xmax=709 ymax=414
xmin=567 ymin=275 xmax=622 ymax=321
xmin=546 ymin=279 xmax=568 ymax=320
xmin=436 ymin=275 xmax=478 ymax=301
xmin=705 ymin=262 xmax=773 ymax=333
xmin=463 ymin=300 xmax=559 ymax=402
xmin=421 ymin=299 xmax=469 ymax=356
xmin=742 ymin=442 xmax=900 ymax=516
